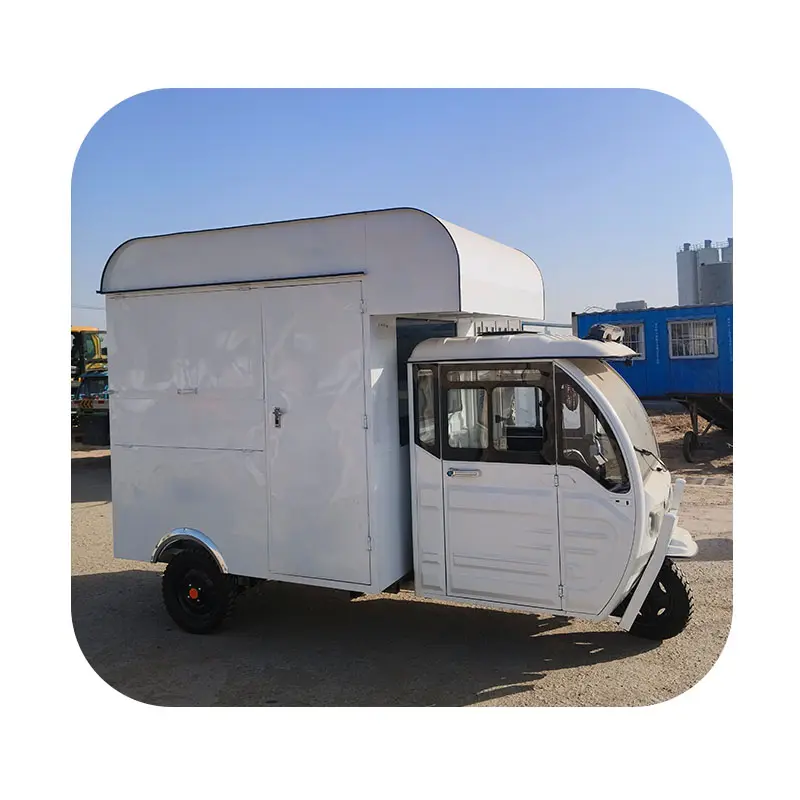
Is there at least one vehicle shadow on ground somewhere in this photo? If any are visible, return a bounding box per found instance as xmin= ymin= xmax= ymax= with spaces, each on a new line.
xmin=694 ymin=537 xmax=733 ymax=562
xmin=71 ymin=456 xmax=111 ymax=503
xmin=72 ymin=569 xmax=659 ymax=707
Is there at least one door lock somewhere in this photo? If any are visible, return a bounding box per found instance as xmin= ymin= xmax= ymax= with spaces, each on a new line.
xmin=273 ymin=406 xmax=284 ymax=428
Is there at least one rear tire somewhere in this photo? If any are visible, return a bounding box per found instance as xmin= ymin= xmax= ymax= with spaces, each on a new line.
xmin=629 ymin=558 xmax=693 ymax=641
xmin=162 ymin=549 xmax=236 ymax=634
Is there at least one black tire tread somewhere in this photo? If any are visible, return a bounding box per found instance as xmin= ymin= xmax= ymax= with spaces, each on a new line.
xmin=161 ymin=548 xmax=237 ymax=634
xmin=630 ymin=557 xmax=694 ymax=641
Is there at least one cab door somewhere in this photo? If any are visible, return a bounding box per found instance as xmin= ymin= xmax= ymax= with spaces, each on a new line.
xmin=553 ymin=364 xmax=636 ymax=615
xmin=439 ymin=363 xmax=563 ymax=610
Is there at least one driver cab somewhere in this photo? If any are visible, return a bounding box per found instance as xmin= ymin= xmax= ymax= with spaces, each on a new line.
xmin=408 ymin=334 xmax=640 ymax=617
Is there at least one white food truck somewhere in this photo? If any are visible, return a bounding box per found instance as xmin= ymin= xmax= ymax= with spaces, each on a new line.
xmin=100 ymin=207 xmax=697 ymax=640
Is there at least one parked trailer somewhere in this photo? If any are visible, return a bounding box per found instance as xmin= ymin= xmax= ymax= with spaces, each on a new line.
xmin=100 ymin=208 xmax=697 ymax=640
xmin=573 ymin=304 xmax=733 ymax=462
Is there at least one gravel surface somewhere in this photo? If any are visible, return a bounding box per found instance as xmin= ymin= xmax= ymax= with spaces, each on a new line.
xmin=71 ymin=413 xmax=732 ymax=706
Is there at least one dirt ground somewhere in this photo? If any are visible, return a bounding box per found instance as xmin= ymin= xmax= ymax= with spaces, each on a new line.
xmin=71 ymin=412 xmax=732 ymax=706
xmin=649 ymin=410 xmax=733 ymax=482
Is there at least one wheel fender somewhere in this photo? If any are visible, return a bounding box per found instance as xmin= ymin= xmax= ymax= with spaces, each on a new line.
xmin=619 ymin=512 xmax=676 ymax=632
xmin=666 ymin=525 xmax=698 ymax=558
xmin=151 ymin=528 xmax=228 ymax=574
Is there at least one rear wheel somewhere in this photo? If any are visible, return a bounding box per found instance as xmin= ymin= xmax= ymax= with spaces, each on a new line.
xmin=629 ymin=558 xmax=693 ymax=641
xmin=162 ymin=549 xmax=236 ymax=634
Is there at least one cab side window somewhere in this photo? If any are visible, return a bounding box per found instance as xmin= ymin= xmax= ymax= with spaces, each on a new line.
xmin=556 ymin=368 xmax=629 ymax=492
xmin=447 ymin=387 xmax=488 ymax=450
xmin=492 ymin=385 xmax=546 ymax=454
xmin=414 ymin=365 xmax=439 ymax=455
xmin=440 ymin=363 xmax=556 ymax=464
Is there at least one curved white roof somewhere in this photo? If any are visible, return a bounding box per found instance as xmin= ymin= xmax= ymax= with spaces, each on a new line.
xmin=100 ymin=208 xmax=545 ymax=319
xmin=409 ymin=333 xmax=636 ymax=362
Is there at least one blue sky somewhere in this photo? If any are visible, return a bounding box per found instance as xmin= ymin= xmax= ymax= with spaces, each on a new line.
xmin=72 ymin=89 xmax=731 ymax=327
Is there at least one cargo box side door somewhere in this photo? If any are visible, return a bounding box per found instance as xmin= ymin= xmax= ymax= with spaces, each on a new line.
xmin=262 ymin=280 xmax=371 ymax=585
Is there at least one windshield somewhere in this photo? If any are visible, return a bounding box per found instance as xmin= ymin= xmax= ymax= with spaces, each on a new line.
xmin=564 ymin=359 xmax=662 ymax=477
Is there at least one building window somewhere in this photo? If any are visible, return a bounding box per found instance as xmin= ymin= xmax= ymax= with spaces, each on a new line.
xmin=668 ymin=319 xmax=718 ymax=359
xmin=619 ymin=323 xmax=645 ymax=358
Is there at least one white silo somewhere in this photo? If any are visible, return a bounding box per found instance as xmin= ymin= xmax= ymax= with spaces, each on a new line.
xmin=696 ymin=238 xmax=721 ymax=270
xmin=698 ymin=261 xmax=733 ymax=304
xmin=677 ymin=243 xmax=698 ymax=305
xmin=694 ymin=239 xmax=720 ymax=306
xmin=699 ymin=237 xmax=732 ymax=304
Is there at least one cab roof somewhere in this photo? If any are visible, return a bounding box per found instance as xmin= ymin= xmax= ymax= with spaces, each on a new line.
xmin=408 ymin=332 xmax=636 ymax=362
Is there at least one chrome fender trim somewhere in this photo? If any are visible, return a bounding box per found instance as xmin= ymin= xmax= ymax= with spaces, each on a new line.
xmin=150 ymin=528 xmax=229 ymax=574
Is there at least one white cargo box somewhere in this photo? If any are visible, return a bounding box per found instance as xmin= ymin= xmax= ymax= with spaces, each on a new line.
xmin=101 ymin=208 xmax=545 ymax=594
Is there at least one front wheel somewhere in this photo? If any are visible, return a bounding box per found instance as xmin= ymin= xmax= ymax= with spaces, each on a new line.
xmin=629 ymin=558 xmax=694 ymax=641
xmin=162 ymin=549 xmax=237 ymax=634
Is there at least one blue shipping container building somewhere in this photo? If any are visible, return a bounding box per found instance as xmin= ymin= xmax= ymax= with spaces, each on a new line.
xmin=572 ymin=303 xmax=733 ymax=401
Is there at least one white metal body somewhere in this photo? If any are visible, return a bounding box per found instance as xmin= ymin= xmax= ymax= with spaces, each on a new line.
xmin=103 ymin=209 xmax=546 ymax=595
xmin=102 ymin=207 xmax=544 ymax=320
xmin=443 ymin=460 xmax=561 ymax=607
xmin=102 ymin=208 xmax=693 ymax=626
xmin=407 ymin=335 xmax=694 ymax=625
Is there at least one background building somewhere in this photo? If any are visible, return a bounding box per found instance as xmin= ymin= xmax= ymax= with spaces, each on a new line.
xmin=677 ymin=238 xmax=733 ymax=306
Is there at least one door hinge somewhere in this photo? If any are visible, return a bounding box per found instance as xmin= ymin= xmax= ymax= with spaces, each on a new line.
xmin=558 ymin=585 xmax=564 ymax=598
xmin=363 ymin=414 xmax=369 ymax=429
xmin=360 ymin=299 xmax=367 ymax=314
xmin=367 ymin=535 xmax=373 ymax=551
xmin=554 ymin=474 xmax=559 ymax=487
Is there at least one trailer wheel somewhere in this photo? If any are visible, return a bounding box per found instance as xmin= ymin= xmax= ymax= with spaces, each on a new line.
xmin=162 ymin=549 xmax=236 ymax=634
xmin=682 ymin=431 xmax=698 ymax=463
xmin=629 ymin=558 xmax=693 ymax=641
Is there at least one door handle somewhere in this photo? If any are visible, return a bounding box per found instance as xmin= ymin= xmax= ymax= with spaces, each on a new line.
xmin=446 ymin=468 xmax=481 ymax=477
xmin=273 ymin=406 xmax=284 ymax=428
xmin=177 ymin=387 xmax=198 ymax=395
